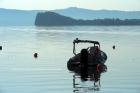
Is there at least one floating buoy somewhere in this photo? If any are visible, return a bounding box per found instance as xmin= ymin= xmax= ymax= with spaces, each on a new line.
xmin=34 ymin=53 xmax=38 ymax=58
xmin=97 ymin=64 xmax=102 ymax=71
xmin=112 ymin=45 xmax=115 ymax=49
xmin=0 ymin=46 xmax=2 ymax=50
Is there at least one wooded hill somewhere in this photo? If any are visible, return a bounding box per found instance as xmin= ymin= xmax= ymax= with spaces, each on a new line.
xmin=35 ymin=11 xmax=140 ymax=26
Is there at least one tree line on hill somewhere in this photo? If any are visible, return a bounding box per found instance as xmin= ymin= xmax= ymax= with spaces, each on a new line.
xmin=35 ymin=11 xmax=140 ymax=26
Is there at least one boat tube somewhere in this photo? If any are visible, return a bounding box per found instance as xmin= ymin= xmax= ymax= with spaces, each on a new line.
xmin=67 ymin=38 xmax=107 ymax=67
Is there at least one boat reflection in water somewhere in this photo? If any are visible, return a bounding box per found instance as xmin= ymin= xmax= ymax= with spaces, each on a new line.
xmin=67 ymin=65 xmax=107 ymax=92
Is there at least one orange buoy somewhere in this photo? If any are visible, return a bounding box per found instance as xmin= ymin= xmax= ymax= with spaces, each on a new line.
xmin=34 ymin=53 xmax=38 ymax=58
xmin=97 ymin=64 xmax=102 ymax=71
xmin=0 ymin=46 xmax=2 ymax=50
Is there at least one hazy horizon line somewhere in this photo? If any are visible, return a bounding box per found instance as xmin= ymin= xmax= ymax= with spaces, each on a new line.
xmin=1 ymin=7 xmax=140 ymax=12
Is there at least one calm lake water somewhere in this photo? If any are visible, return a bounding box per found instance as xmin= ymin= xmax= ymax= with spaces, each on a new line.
xmin=0 ymin=26 xmax=140 ymax=93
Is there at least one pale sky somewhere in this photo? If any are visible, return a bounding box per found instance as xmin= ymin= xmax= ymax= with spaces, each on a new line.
xmin=0 ymin=0 xmax=140 ymax=11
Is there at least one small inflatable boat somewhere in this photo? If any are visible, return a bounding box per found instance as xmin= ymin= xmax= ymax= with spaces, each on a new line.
xmin=67 ymin=38 xmax=107 ymax=67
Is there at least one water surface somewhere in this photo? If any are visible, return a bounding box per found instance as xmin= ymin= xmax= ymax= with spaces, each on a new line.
xmin=0 ymin=26 xmax=140 ymax=93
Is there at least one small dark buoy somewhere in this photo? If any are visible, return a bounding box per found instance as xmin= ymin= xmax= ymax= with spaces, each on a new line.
xmin=0 ymin=46 xmax=2 ymax=50
xmin=34 ymin=53 xmax=38 ymax=58
xmin=112 ymin=45 xmax=115 ymax=49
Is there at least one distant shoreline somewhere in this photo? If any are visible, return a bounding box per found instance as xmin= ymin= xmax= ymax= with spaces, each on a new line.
xmin=1 ymin=7 xmax=140 ymax=26
xmin=35 ymin=12 xmax=140 ymax=26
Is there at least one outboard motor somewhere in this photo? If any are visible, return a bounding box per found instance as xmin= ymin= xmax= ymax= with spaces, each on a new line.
xmin=80 ymin=49 xmax=88 ymax=67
